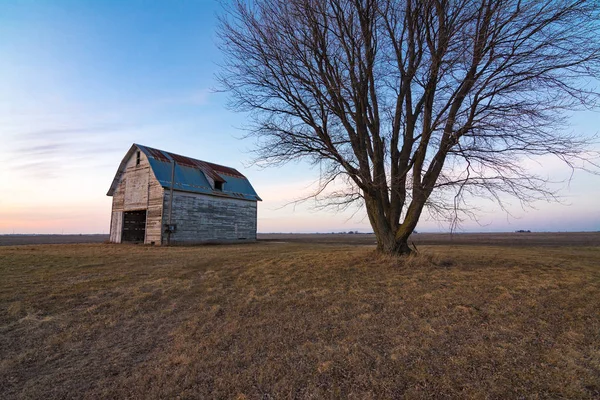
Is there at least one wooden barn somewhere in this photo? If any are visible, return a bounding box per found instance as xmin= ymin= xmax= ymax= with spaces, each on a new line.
xmin=107 ymin=144 xmax=261 ymax=245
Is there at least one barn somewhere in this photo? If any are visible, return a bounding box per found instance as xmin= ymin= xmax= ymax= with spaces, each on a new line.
xmin=107 ymin=144 xmax=261 ymax=245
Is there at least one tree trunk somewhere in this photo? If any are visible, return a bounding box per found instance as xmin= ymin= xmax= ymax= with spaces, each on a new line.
xmin=376 ymin=233 xmax=413 ymax=255
xmin=365 ymin=195 xmax=413 ymax=256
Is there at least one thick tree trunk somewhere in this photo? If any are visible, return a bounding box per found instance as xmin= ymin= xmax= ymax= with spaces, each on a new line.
xmin=365 ymin=195 xmax=414 ymax=256
xmin=376 ymin=233 xmax=413 ymax=255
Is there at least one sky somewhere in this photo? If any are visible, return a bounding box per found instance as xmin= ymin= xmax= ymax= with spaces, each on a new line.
xmin=0 ymin=0 xmax=599 ymax=234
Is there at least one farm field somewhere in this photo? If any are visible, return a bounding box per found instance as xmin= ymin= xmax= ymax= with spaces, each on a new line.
xmin=1 ymin=231 xmax=598 ymax=247
xmin=259 ymin=231 xmax=600 ymax=247
xmin=0 ymin=235 xmax=109 ymax=247
xmin=1 ymin=235 xmax=599 ymax=398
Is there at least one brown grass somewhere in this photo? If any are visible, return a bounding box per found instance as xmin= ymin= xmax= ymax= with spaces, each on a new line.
xmin=1 ymin=241 xmax=599 ymax=399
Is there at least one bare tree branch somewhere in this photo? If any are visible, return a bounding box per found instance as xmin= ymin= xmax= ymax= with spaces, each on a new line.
xmin=218 ymin=0 xmax=600 ymax=255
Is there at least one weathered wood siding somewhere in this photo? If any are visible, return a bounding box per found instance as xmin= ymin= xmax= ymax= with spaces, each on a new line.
xmin=109 ymin=150 xmax=164 ymax=244
xmin=109 ymin=211 xmax=123 ymax=243
xmin=163 ymin=191 xmax=257 ymax=243
xmin=124 ymin=169 xmax=148 ymax=208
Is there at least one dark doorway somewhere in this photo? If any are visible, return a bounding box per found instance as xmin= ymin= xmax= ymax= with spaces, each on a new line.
xmin=122 ymin=210 xmax=147 ymax=243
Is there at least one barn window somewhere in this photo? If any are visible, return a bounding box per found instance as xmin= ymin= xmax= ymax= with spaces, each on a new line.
xmin=215 ymin=181 xmax=223 ymax=191
xmin=136 ymin=151 xmax=141 ymax=166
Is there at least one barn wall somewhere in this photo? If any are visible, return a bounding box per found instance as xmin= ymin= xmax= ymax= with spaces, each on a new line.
xmin=109 ymin=149 xmax=164 ymax=244
xmin=163 ymin=191 xmax=257 ymax=243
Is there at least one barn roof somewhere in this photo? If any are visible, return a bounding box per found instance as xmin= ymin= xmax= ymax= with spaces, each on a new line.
xmin=107 ymin=144 xmax=262 ymax=201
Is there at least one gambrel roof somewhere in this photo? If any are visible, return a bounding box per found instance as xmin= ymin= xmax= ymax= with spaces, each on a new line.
xmin=107 ymin=144 xmax=261 ymax=201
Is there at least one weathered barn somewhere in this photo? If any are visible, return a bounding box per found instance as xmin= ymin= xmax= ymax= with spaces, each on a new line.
xmin=107 ymin=144 xmax=261 ymax=244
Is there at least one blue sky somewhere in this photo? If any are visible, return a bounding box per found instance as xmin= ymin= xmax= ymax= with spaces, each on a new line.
xmin=0 ymin=0 xmax=599 ymax=234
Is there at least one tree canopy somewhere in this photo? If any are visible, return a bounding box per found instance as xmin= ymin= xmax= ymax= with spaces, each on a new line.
xmin=218 ymin=0 xmax=600 ymax=254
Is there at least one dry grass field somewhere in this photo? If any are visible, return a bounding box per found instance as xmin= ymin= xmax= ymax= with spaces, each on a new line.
xmin=1 ymin=235 xmax=599 ymax=399
xmin=0 ymin=235 xmax=108 ymax=247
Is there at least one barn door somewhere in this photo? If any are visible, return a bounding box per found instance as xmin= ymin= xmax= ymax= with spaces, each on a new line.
xmin=122 ymin=210 xmax=147 ymax=243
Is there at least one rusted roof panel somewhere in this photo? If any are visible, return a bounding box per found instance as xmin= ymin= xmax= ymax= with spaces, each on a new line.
xmin=131 ymin=144 xmax=261 ymax=201
xmin=145 ymin=147 xmax=171 ymax=162
xmin=142 ymin=146 xmax=238 ymax=183
xmin=169 ymin=153 xmax=221 ymax=181
xmin=169 ymin=153 xmax=201 ymax=168
xmin=204 ymin=161 xmax=245 ymax=178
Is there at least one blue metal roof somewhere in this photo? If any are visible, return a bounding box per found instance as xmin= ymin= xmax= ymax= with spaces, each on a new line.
xmin=107 ymin=144 xmax=261 ymax=201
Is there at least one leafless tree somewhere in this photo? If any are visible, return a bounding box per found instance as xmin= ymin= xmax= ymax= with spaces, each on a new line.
xmin=218 ymin=0 xmax=600 ymax=255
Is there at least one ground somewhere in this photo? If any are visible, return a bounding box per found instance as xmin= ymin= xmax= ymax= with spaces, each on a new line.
xmin=1 ymin=233 xmax=599 ymax=399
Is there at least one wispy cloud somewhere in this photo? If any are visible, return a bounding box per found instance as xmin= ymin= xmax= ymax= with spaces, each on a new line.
xmin=20 ymin=125 xmax=124 ymax=140
xmin=16 ymin=139 xmax=121 ymax=157
xmin=6 ymin=122 xmax=131 ymax=179
xmin=18 ymin=143 xmax=64 ymax=155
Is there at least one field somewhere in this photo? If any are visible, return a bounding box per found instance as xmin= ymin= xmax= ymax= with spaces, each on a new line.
xmin=1 ymin=231 xmax=598 ymax=247
xmin=0 ymin=235 xmax=108 ymax=247
xmin=1 ymin=233 xmax=599 ymax=399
